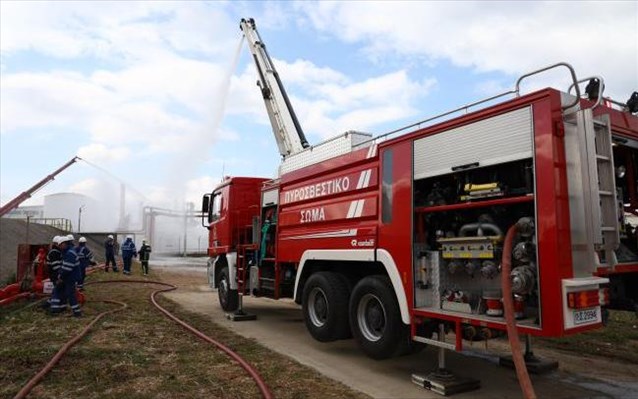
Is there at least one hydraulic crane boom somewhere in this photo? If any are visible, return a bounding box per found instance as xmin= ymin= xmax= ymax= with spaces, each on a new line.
xmin=240 ymin=18 xmax=309 ymax=158
xmin=0 ymin=156 xmax=81 ymax=217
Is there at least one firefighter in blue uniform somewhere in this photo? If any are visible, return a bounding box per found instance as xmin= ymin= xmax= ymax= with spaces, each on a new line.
xmin=121 ymin=235 xmax=137 ymax=275
xmin=46 ymin=236 xmax=63 ymax=311
xmin=53 ymin=235 xmax=82 ymax=317
xmin=76 ymin=236 xmax=96 ymax=290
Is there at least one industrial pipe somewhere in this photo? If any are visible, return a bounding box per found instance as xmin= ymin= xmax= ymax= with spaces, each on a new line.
xmin=459 ymin=222 xmax=503 ymax=237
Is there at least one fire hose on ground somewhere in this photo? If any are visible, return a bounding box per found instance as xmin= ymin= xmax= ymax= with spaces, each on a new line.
xmin=13 ymin=299 xmax=128 ymax=399
xmin=13 ymin=279 xmax=273 ymax=399
xmin=502 ymin=222 xmax=537 ymax=399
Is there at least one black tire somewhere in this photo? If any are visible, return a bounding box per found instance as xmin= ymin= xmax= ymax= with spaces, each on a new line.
xmin=349 ymin=275 xmax=411 ymax=360
xmin=302 ymin=272 xmax=351 ymax=342
xmin=217 ymin=266 xmax=238 ymax=312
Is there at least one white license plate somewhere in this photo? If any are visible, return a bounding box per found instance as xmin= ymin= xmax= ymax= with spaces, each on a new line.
xmin=573 ymin=308 xmax=599 ymax=325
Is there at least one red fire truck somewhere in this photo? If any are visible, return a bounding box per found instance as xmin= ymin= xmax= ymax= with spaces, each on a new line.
xmin=202 ymin=19 xmax=638 ymax=366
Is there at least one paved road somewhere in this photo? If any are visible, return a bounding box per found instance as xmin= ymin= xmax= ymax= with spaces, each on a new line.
xmin=165 ymin=269 xmax=635 ymax=399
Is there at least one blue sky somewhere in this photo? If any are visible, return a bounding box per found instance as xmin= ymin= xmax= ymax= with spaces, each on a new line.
xmin=1 ymin=1 xmax=637 ymax=211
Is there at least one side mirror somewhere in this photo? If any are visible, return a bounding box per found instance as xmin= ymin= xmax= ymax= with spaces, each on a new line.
xmin=201 ymin=194 xmax=211 ymax=228
xmin=202 ymin=195 xmax=210 ymax=213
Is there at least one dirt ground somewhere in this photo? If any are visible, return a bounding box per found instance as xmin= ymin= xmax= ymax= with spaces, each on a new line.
xmin=159 ymin=265 xmax=638 ymax=399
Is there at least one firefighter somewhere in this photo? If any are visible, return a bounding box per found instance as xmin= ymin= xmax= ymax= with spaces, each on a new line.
xmin=45 ymin=236 xmax=63 ymax=310
xmin=104 ymin=234 xmax=118 ymax=272
xmin=121 ymin=235 xmax=137 ymax=275
xmin=52 ymin=235 xmax=82 ymax=317
xmin=46 ymin=236 xmax=62 ymax=279
xmin=76 ymin=236 xmax=96 ymax=290
xmin=138 ymin=239 xmax=152 ymax=276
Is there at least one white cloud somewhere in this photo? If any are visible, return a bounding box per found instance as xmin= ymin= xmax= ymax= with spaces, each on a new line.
xmin=78 ymin=143 xmax=132 ymax=163
xmin=280 ymin=66 xmax=436 ymax=138
xmin=0 ymin=2 xmax=237 ymax=62
xmin=0 ymin=71 xmax=107 ymax=132
xmin=228 ymin=58 xmax=436 ymax=139
xmin=296 ymin=1 xmax=638 ymax=100
xmin=186 ymin=176 xmax=216 ymax=204
xmin=275 ymin=58 xmax=348 ymax=88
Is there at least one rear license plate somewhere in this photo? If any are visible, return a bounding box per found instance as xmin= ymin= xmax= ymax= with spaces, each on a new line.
xmin=573 ymin=308 xmax=599 ymax=325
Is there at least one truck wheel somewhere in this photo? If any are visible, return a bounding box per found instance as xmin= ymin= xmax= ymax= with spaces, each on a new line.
xmin=349 ymin=275 xmax=409 ymax=360
xmin=217 ymin=266 xmax=238 ymax=311
xmin=302 ymin=272 xmax=351 ymax=342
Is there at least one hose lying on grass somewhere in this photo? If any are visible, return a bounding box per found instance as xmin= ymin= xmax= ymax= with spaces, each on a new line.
xmin=13 ymin=299 xmax=128 ymax=399
xmin=14 ymin=279 xmax=273 ymax=399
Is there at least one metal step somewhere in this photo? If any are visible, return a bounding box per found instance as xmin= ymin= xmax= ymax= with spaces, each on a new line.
xmin=259 ymin=277 xmax=275 ymax=291
xmin=596 ymin=155 xmax=610 ymax=162
xmin=413 ymin=335 xmax=455 ymax=350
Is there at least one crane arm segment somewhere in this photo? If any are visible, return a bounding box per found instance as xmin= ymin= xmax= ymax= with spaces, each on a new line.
xmin=240 ymin=18 xmax=309 ymax=158
xmin=0 ymin=156 xmax=81 ymax=217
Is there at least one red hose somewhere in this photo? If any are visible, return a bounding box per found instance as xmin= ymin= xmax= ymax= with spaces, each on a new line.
xmin=150 ymin=287 xmax=274 ymax=399
xmin=88 ymin=280 xmax=273 ymax=399
xmin=13 ymin=299 xmax=128 ymax=399
xmin=0 ymin=292 xmax=31 ymax=306
xmin=502 ymin=224 xmax=537 ymax=399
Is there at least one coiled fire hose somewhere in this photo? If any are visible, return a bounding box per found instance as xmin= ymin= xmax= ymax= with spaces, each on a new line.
xmin=14 ymin=279 xmax=273 ymax=399
xmin=502 ymin=223 xmax=537 ymax=399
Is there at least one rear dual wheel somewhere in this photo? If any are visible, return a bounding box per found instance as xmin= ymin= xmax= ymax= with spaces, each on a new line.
xmin=349 ymin=275 xmax=418 ymax=359
xmin=302 ymin=272 xmax=351 ymax=342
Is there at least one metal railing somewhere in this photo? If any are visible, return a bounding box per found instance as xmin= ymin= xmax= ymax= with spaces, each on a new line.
xmin=355 ymin=62 xmax=582 ymax=150
xmin=28 ymin=218 xmax=72 ymax=231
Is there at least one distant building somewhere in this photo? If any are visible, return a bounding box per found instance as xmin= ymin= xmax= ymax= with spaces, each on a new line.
xmin=4 ymin=205 xmax=44 ymax=219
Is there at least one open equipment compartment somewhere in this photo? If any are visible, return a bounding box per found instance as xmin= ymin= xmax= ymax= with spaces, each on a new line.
xmin=412 ymin=106 xmax=541 ymax=328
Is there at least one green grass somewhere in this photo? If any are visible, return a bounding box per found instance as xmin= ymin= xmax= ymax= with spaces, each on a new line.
xmin=0 ymin=270 xmax=368 ymax=399
xmin=537 ymin=310 xmax=638 ymax=364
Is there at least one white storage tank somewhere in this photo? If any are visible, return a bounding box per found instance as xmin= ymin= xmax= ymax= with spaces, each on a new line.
xmin=44 ymin=193 xmax=105 ymax=233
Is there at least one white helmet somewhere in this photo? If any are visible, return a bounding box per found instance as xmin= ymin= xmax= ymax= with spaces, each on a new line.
xmin=52 ymin=235 xmax=59 ymax=243
xmin=126 ymin=235 xmax=133 ymax=239
xmin=59 ymin=235 xmax=72 ymax=244
xmin=66 ymin=234 xmax=75 ymax=242
xmin=79 ymin=237 xmax=87 ymax=243
xmin=108 ymin=234 xmax=114 ymax=239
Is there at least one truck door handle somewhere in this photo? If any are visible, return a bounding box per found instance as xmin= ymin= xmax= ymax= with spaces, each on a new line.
xmin=451 ymin=162 xmax=480 ymax=171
